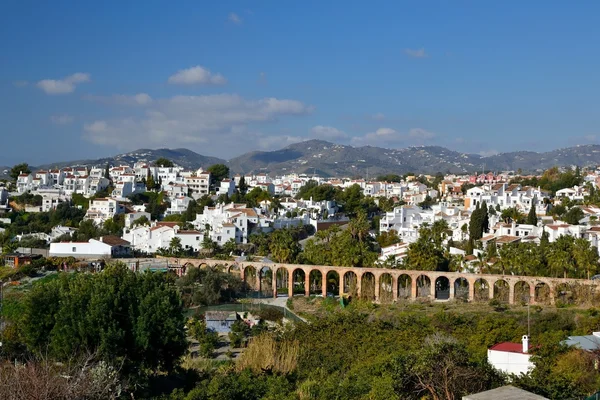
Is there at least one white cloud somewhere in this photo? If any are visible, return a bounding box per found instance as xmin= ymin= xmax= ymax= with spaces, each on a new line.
xmin=84 ymin=93 xmax=152 ymax=106
xmin=409 ymin=128 xmax=436 ymax=139
xmin=404 ymin=48 xmax=428 ymax=58
xmin=228 ymin=12 xmax=242 ymax=24
xmin=479 ymin=150 xmax=499 ymax=157
xmin=37 ymin=72 xmax=91 ymax=94
xmin=310 ymin=125 xmax=348 ymax=140
xmin=168 ymin=66 xmax=227 ymax=85
xmin=371 ymin=112 xmax=385 ymax=121
xmin=50 ymin=114 xmax=74 ymax=125
xmin=351 ymin=127 xmax=437 ymax=147
xmin=258 ymin=71 xmax=267 ymax=85
xmin=82 ymin=93 xmax=313 ymax=156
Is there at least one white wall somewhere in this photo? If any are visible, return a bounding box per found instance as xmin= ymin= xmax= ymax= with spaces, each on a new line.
xmin=49 ymin=240 xmax=112 ymax=259
xmin=488 ymin=350 xmax=534 ymax=376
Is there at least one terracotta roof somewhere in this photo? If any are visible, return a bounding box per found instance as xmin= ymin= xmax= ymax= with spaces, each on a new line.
xmin=222 ymin=223 xmax=235 ymax=227
xmin=489 ymin=342 xmax=530 ymax=355
xmin=99 ymin=236 xmax=130 ymax=246
xmin=495 ymin=235 xmax=521 ymax=244
xmin=156 ymin=221 xmax=180 ymax=228
xmin=464 ymin=255 xmax=477 ymax=261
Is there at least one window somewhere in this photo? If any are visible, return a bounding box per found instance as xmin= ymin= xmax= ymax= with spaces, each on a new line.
xmin=196 ymin=236 xmax=200 ymax=240
xmin=72 ymin=247 xmax=76 ymax=252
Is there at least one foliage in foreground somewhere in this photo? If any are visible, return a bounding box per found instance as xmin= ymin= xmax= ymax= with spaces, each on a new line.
xmin=14 ymin=264 xmax=187 ymax=378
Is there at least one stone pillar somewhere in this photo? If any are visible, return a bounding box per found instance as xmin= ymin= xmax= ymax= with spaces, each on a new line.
xmin=509 ymin=282 xmax=515 ymax=305
xmin=468 ymin=279 xmax=475 ymax=302
xmin=392 ymin=276 xmax=398 ymax=302
xmin=489 ymin=280 xmax=495 ymax=300
xmin=305 ymin=271 xmax=310 ymax=297
xmin=339 ymin=273 xmax=344 ymax=297
xmin=411 ymin=276 xmax=418 ymax=299
xmin=449 ymin=280 xmax=455 ymax=300
xmin=272 ymin=269 xmax=278 ymax=299
xmin=549 ymin=284 xmax=556 ymax=305
xmin=322 ymin=271 xmax=327 ymax=297
xmin=288 ymin=270 xmax=294 ymax=298
xmin=375 ymin=275 xmax=380 ymax=302
xmin=529 ymin=283 xmax=536 ymax=305
xmin=357 ymin=274 xmax=362 ymax=298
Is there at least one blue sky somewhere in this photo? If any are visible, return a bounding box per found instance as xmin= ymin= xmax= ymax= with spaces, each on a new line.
xmin=2 ymin=1 xmax=600 ymax=165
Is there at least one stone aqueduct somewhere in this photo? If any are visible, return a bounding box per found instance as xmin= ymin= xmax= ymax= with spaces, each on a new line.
xmin=161 ymin=258 xmax=600 ymax=305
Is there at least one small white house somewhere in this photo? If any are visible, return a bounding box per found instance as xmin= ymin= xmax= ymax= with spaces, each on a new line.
xmin=49 ymin=236 xmax=131 ymax=259
xmin=488 ymin=335 xmax=534 ymax=376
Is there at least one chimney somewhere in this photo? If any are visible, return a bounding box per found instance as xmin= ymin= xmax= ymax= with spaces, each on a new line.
xmin=522 ymin=335 xmax=529 ymax=353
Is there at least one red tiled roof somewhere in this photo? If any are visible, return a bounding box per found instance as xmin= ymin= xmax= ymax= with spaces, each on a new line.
xmin=99 ymin=236 xmax=130 ymax=246
xmin=489 ymin=342 xmax=526 ymax=354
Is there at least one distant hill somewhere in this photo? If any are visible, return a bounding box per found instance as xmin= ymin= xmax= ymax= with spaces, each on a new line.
xmin=36 ymin=148 xmax=227 ymax=171
xmin=28 ymin=141 xmax=600 ymax=177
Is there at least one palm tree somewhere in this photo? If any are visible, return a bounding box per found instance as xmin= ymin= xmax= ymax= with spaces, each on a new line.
xmin=573 ymin=238 xmax=598 ymax=279
xmin=548 ymin=236 xmax=575 ymax=278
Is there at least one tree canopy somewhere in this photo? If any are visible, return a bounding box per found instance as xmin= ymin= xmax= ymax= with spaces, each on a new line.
xmin=10 ymin=163 xmax=31 ymax=181
xmin=20 ymin=263 xmax=187 ymax=376
xmin=155 ymin=157 xmax=174 ymax=167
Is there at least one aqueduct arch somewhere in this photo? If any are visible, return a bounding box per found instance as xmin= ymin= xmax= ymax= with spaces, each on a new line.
xmin=161 ymin=257 xmax=600 ymax=305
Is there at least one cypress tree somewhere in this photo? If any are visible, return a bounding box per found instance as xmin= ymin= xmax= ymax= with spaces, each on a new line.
xmin=526 ymin=196 xmax=538 ymax=226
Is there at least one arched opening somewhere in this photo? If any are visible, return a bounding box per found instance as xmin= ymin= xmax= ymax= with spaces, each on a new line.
xmin=199 ymin=263 xmax=209 ymax=269
xmin=213 ymin=264 xmax=226 ymax=273
xmin=535 ymin=282 xmax=551 ymax=305
xmin=275 ymin=268 xmax=289 ymax=297
xmin=292 ymin=268 xmax=306 ymax=295
xmin=416 ymin=275 xmax=431 ymax=298
xmin=309 ymin=269 xmax=323 ymax=296
xmin=514 ymin=281 xmax=531 ymax=304
xmin=474 ymin=279 xmax=490 ymax=302
xmin=361 ymin=272 xmax=376 ymax=301
xmin=454 ymin=278 xmax=469 ymax=301
xmin=228 ymin=263 xmax=241 ymax=277
xmin=493 ymin=279 xmax=509 ymax=303
xmin=326 ymin=271 xmax=340 ymax=297
xmin=398 ymin=274 xmax=412 ymax=299
xmin=259 ymin=266 xmax=273 ymax=298
xmin=435 ymin=277 xmax=450 ymax=300
xmin=244 ymin=265 xmax=258 ymax=293
xmin=343 ymin=271 xmax=358 ymax=297
xmin=555 ymin=283 xmax=574 ymax=305
xmin=379 ymin=273 xmax=393 ymax=303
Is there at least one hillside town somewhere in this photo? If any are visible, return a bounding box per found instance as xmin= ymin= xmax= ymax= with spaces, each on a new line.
xmin=3 ymin=159 xmax=600 ymax=273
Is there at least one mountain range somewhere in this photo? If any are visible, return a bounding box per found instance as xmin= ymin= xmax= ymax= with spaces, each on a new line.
xmin=20 ymin=140 xmax=600 ymax=178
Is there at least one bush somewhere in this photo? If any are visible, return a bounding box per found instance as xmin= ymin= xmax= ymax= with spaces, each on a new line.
xmin=488 ymin=298 xmax=507 ymax=312
xmin=256 ymin=307 xmax=284 ymax=322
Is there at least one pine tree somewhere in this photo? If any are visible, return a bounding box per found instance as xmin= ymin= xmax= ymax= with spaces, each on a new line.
xmin=104 ymin=163 xmax=110 ymax=180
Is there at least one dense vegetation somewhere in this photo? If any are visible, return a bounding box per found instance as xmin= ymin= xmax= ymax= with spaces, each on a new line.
xmin=156 ymin=299 xmax=600 ymax=400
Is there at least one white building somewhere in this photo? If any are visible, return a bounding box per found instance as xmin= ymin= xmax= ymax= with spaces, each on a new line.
xmin=85 ymin=198 xmax=125 ymax=225
xmin=165 ymin=196 xmax=192 ymax=215
xmin=488 ymin=336 xmax=534 ymax=376
xmin=49 ymin=236 xmax=131 ymax=259
xmin=217 ymin=179 xmax=235 ymax=197
xmin=124 ymin=211 xmax=151 ymax=229
xmin=185 ymin=172 xmax=211 ymax=198
xmin=465 ymin=183 xmax=548 ymax=214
